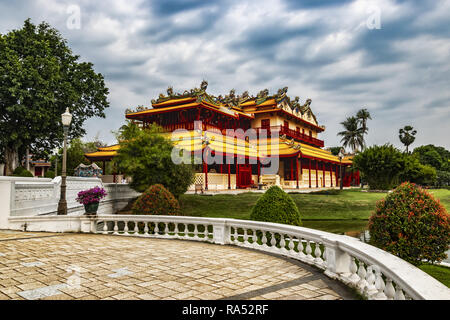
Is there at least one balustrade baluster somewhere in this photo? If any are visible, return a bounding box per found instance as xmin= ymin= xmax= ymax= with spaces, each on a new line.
xmin=134 ymin=221 xmax=139 ymax=235
xmin=174 ymin=223 xmax=179 ymax=238
xmin=297 ymin=238 xmax=306 ymax=259
xmin=233 ymin=227 xmax=238 ymax=244
xmin=270 ymin=232 xmax=276 ymax=249
xmin=305 ymin=240 xmax=313 ymax=261
xmin=357 ymin=262 xmax=368 ymax=292
xmin=193 ymin=224 xmax=198 ymax=239
xmin=280 ymin=234 xmax=286 ymax=253
xmin=288 ymin=235 xmax=294 ymax=254
xmin=384 ymin=278 xmax=395 ymax=300
xmin=102 ymin=221 xmax=108 ymax=234
xmin=242 ymin=228 xmax=248 ymax=245
xmin=113 ymin=221 xmax=119 ymax=235
xmin=252 ymin=229 xmax=259 ymax=247
xmin=394 ymin=285 xmax=406 ymax=300
xmin=348 ymin=257 xmax=360 ymax=284
xmin=374 ymin=268 xmax=387 ymax=300
xmin=144 ymin=222 xmax=149 ymax=235
xmin=162 ymin=223 xmax=168 ymax=236
xmin=314 ymin=242 xmax=323 ymax=265
xmin=365 ymin=266 xmax=378 ymax=299
xmin=261 ymin=231 xmax=268 ymax=247
xmin=124 ymin=221 xmax=129 ymax=235
xmin=154 ymin=222 xmax=159 ymax=235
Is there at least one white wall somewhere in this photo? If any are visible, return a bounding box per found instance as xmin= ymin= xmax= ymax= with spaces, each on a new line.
xmin=0 ymin=176 xmax=140 ymax=229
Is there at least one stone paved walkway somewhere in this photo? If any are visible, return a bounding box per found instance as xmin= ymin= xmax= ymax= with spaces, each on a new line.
xmin=0 ymin=231 xmax=355 ymax=300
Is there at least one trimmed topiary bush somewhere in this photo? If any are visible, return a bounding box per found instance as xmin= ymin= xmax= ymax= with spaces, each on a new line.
xmin=369 ymin=182 xmax=450 ymax=266
xmin=132 ymin=184 xmax=181 ymax=216
xmin=250 ymin=186 xmax=302 ymax=226
xmin=44 ymin=170 xmax=55 ymax=178
xmin=12 ymin=167 xmax=33 ymax=177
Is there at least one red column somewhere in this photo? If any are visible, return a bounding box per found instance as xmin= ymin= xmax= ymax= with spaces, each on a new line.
xmin=308 ymin=158 xmax=312 ymax=188
xmin=228 ymin=163 xmax=231 ymax=189
xmin=299 ymin=156 xmax=303 ymax=187
xmin=203 ymin=152 xmax=208 ymax=190
xmin=335 ymin=164 xmax=339 ymax=187
xmin=322 ymin=161 xmax=325 ymax=187
xmin=296 ymin=156 xmax=299 ymax=189
xmin=290 ymin=157 xmax=294 ymax=181
xmin=236 ymin=159 xmax=239 ymax=189
xmin=330 ymin=163 xmax=333 ymax=187
xmin=315 ymin=159 xmax=318 ymax=188
xmin=257 ymin=159 xmax=261 ymax=181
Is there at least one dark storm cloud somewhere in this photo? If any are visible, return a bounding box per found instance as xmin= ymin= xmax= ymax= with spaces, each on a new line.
xmin=0 ymin=0 xmax=448 ymax=149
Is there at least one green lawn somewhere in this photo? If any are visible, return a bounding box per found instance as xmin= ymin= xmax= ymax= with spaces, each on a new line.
xmin=179 ymin=189 xmax=387 ymax=221
xmin=180 ymin=188 xmax=450 ymax=223
xmin=418 ymin=264 xmax=450 ymax=288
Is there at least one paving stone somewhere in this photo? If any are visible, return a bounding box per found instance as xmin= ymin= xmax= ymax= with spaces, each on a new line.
xmin=0 ymin=231 xmax=348 ymax=301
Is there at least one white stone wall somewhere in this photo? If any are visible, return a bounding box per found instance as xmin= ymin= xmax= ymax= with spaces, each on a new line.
xmin=0 ymin=176 xmax=140 ymax=229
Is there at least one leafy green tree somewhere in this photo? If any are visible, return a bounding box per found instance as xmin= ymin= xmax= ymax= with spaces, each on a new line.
xmin=0 ymin=19 xmax=109 ymax=175
xmin=353 ymin=144 xmax=407 ymax=190
xmin=399 ymin=125 xmax=417 ymax=153
xmin=338 ymin=116 xmax=365 ymax=153
xmin=412 ymin=144 xmax=450 ymax=171
xmin=328 ymin=147 xmax=342 ymax=156
xmin=50 ymin=138 xmax=106 ymax=176
xmin=115 ymin=123 xmax=195 ymax=198
xmin=399 ymin=156 xmax=437 ymax=186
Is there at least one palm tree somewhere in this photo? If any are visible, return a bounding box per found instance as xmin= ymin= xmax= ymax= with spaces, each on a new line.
xmin=338 ymin=116 xmax=365 ymax=153
xmin=356 ymin=108 xmax=371 ymax=149
xmin=356 ymin=108 xmax=371 ymax=133
xmin=399 ymin=125 xmax=417 ymax=153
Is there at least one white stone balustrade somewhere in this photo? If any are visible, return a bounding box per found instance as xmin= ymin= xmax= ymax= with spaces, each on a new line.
xmin=0 ymin=176 xmax=140 ymax=229
xmin=7 ymin=214 xmax=450 ymax=300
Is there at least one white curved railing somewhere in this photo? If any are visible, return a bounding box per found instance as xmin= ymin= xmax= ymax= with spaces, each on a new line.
xmin=89 ymin=215 xmax=450 ymax=300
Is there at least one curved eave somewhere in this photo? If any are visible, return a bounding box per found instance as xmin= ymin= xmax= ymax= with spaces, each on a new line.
xmin=126 ymin=102 xmax=245 ymax=121
xmin=152 ymin=97 xmax=197 ymax=108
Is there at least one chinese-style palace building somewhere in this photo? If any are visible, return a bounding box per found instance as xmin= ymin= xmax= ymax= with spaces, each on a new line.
xmin=85 ymin=81 xmax=359 ymax=190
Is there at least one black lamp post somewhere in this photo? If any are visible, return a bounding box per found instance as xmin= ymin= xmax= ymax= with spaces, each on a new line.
xmin=57 ymin=108 xmax=72 ymax=215
xmin=338 ymin=148 xmax=344 ymax=191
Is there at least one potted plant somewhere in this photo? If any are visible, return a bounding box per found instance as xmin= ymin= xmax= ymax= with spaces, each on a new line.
xmin=76 ymin=186 xmax=107 ymax=215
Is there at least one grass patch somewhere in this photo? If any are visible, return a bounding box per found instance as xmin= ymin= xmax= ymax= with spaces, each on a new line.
xmin=418 ymin=264 xmax=450 ymax=288
xmin=179 ymin=189 xmax=387 ymax=221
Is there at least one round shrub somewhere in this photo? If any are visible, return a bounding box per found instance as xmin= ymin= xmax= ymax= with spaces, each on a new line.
xmin=12 ymin=167 xmax=33 ymax=177
xmin=250 ymin=186 xmax=302 ymax=226
xmin=132 ymin=184 xmax=181 ymax=216
xmin=44 ymin=170 xmax=55 ymax=178
xmin=369 ymin=182 xmax=450 ymax=265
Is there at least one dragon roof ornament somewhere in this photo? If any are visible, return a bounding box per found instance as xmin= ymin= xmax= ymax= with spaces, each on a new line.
xmin=128 ymin=81 xmax=318 ymax=124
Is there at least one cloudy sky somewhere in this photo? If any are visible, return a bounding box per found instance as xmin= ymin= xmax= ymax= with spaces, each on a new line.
xmin=1 ymin=0 xmax=449 ymax=150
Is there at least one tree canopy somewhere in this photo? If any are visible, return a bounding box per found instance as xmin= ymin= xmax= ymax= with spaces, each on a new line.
xmin=0 ymin=19 xmax=109 ymax=175
xmin=115 ymin=122 xmax=195 ymax=198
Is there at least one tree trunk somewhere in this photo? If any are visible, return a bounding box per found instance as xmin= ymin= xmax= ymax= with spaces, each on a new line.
xmin=5 ymin=145 xmax=19 ymax=176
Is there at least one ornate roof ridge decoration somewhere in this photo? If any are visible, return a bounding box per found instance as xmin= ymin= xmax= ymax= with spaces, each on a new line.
xmin=125 ymin=81 xmax=319 ymax=124
xmin=280 ymin=134 xmax=302 ymax=151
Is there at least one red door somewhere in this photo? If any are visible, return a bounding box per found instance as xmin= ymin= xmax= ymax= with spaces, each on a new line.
xmin=237 ymin=164 xmax=252 ymax=188
xmin=34 ymin=167 xmax=42 ymax=177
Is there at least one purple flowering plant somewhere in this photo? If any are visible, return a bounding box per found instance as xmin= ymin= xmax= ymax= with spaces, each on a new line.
xmin=76 ymin=186 xmax=107 ymax=205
